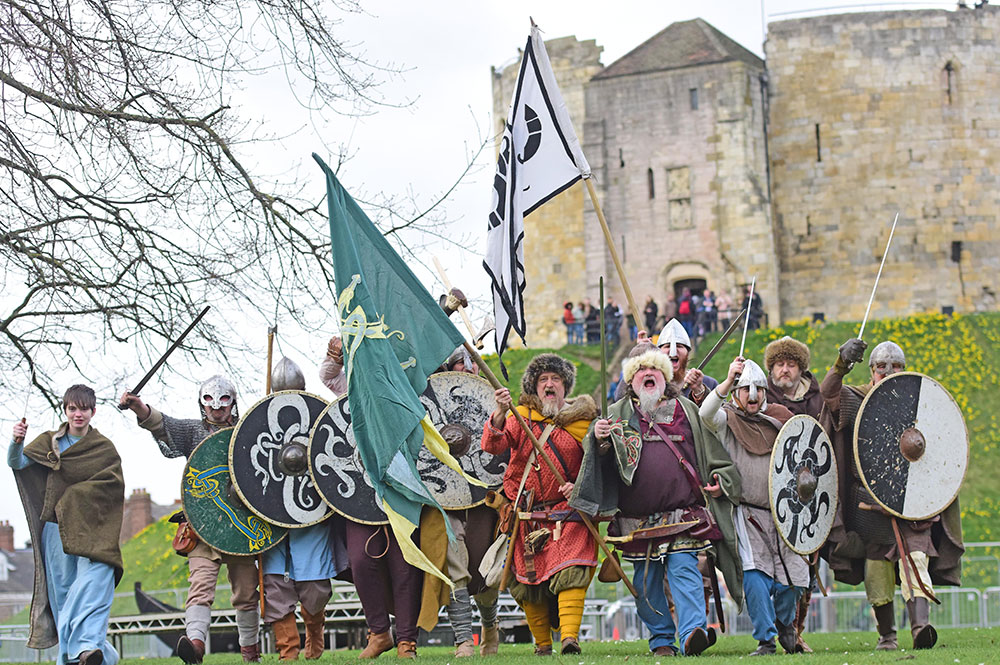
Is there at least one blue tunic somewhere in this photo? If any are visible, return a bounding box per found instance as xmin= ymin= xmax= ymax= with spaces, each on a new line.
xmin=261 ymin=521 xmax=340 ymax=581
xmin=9 ymin=434 xmax=120 ymax=665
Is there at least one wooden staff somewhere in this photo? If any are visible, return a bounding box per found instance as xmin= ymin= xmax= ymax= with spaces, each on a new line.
xmin=432 ymin=256 xmax=483 ymax=349
xmin=585 ymin=178 xmax=642 ymax=336
xmin=599 ymin=277 xmax=607 ymax=416
xmin=260 ymin=324 xmax=277 ymax=618
xmin=462 ymin=341 xmax=638 ymax=597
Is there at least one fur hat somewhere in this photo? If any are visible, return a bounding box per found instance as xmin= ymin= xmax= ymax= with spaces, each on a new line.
xmin=764 ymin=336 xmax=810 ymax=372
xmin=521 ymin=353 xmax=576 ymax=396
xmin=622 ymin=343 xmax=673 ymax=385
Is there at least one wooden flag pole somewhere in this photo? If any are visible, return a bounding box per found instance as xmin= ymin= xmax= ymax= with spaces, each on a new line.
xmin=585 ymin=178 xmax=642 ymax=335
xmin=462 ymin=340 xmax=638 ymax=597
xmin=432 ymin=256 xmax=482 ymax=348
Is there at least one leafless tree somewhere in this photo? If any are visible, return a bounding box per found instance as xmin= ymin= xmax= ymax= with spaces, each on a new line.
xmin=0 ymin=0 xmax=481 ymax=410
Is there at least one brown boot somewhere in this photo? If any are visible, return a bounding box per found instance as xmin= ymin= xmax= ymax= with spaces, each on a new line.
xmin=454 ymin=639 xmax=476 ymax=657
xmin=396 ymin=641 xmax=417 ymax=659
xmin=479 ymin=624 xmax=500 ymax=656
xmin=240 ymin=643 xmax=261 ymax=663
xmin=795 ymin=589 xmax=814 ymax=653
xmin=873 ymin=603 xmax=898 ymax=651
xmin=359 ymin=631 xmax=393 ymax=659
xmin=272 ymin=613 xmax=300 ymax=661
xmin=300 ymin=606 xmax=325 ymax=659
xmin=176 ymin=637 xmax=205 ymax=665
xmin=907 ymin=598 xmax=938 ymax=649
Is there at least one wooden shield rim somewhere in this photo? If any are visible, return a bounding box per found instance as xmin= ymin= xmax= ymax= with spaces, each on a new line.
xmin=182 ymin=427 xmax=287 ymax=556
xmin=852 ymin=370 xmax=969 ymax=521
xmin=768 ymin=414 xmax=838 ymax=555
xmin=229 ymin=390 xmax=333 ymax=528
xmin=420 ymin=371 xmax=501 ymax=510
xmin=307 ymin=394 xmax=388 ymax=526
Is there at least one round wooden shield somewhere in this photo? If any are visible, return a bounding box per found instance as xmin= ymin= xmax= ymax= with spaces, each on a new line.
xmin=182 ymin=428 xmax=286 ymax=556
xmin=768 ymin=415 xmax=838 ymax=555
xmin=230 ymin=391 xmax=332 ymax=528
xmin=854 ymin=371 xmax=968 ymax=520
xmin=415 ymin=372 xmax=508 ymax=510
xmin=308 ymin=396 xmax=387 ymax=525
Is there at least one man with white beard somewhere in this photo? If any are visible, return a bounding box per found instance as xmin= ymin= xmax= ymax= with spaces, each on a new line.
xmin=621 ymin=319 xmax=717 ymax=405
xmin=571 ymin=343 xmax=742 ymax=657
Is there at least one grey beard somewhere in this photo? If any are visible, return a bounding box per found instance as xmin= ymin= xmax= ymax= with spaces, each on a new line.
xmin=540 ymin=399 xmax=561 ymax=419
xmin=773 ymin=376 xmax=796 ymax=391
xmin=637 ymin=390 xmax=663 ymax=417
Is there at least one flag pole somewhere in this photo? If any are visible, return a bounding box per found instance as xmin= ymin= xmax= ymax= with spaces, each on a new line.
xmin=462 ymin=340 xmax=637 ymax=597
xmin=599 ymin=276 xmax=607 ymax=417
xmin=585 ymin=178 xmax=642 ymax=335
xmin=433 ymin=256 xmax=483 ymax=349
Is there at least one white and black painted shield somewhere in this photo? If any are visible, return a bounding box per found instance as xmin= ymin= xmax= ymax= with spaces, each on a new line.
xmin=768 ymin=415 xmax=838 ymax=555
xmin=308 ymin=395 xmax=387 ymax=525
xmin=230 ymin=391 xmax=332 ymax=528
xmin=416 ymin=372 xmax=508 ymax=510
xmin=854 ymin=371 xmax=968 ymax=520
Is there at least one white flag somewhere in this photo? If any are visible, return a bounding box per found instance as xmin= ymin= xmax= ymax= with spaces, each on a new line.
xmin=484 ymin=24 xmax=590 ymax=377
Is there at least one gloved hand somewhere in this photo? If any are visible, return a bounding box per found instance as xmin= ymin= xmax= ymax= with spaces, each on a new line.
xmin=838 ymin=338 xmax=867 ymax=371
xmin=440 ymin=288 xmax=468 ymax=316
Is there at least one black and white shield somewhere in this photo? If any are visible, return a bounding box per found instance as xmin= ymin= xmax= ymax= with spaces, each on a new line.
xmin=308 ymin=395 xmax=387 ymax=525
xmin=768 ymin=415 xmax=837 ymax=555
xmin=854 ymin=371 xmax=968 ymax=520
xmin=230 ymin=391 xmax=332 ymax=528
xmin=415 ymin=372 xmax=508 ymax=510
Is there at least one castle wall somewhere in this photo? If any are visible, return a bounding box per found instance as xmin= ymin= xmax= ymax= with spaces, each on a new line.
xmin=767 ymin=7 xmax=1000 ymax=322
xmin=583 ymin=60 xmax=780 ymax=325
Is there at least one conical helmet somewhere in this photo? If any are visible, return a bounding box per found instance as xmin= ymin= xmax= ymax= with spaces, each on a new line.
xmin=656 ymin=318 xmax=691 ymax=357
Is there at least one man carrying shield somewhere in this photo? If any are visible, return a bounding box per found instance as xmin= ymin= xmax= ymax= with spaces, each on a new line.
xmin=699 ymin=357 xmax=808 ymax=655
xmin=482 ymin=353 xmax=599 ymax=656
xmin=121 ymin=377 xmax=262 ymax=664
xmin=572 ymin=343 xmax=741 ymax=657
xmin=820 ymin=339 xmax=964 ymax=650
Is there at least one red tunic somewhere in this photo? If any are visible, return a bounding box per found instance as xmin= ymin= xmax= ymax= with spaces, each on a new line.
xmin=482 ymin=415 xmax=598 ymax=585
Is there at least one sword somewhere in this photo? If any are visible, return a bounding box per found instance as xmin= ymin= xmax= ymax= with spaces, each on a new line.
xmin=118 ymin=306 xmax=210 ymax=409
xmin=739 ymin=276 xmax=756 ymax=358
xmin=858 ymin=212 xmax=899 ymax=340
xmin=681 ymin=308 xmax=746 ymax=390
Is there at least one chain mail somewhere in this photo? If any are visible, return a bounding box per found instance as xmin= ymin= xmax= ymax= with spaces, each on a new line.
xmin=142 ymin=407 xmax=223 ymax=459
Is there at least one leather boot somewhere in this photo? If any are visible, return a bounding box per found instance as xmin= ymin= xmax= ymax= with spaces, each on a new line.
xmin=358 ymin=631 xmax=393 ymax=659
xmin=907 ymin=598 xmax=938 ymax=649
xmin=272 ymin=613 xmax=300 ymax=661
xmin=749 ymin=639 xmax=775 ymax=656
xmin=795 ymin=590 xmax=814 ymax=653
xmin=480 ymin=624 xmax=500 ymax=656
xmin=455 ymin=639 xmax=476 ymax=657
xmin=873 ymin=603 xmax=898 ymax=651
xmin=240 ymin=643 xmax=261 ymax=663
xmin=396 ymin=641 xmax=417 ymax=659
xmin=300 ymin=606 xmax=325 ymax=659
xmin=176 ymin=637 xmax=205 ymax=665
xmin=775 ymin=620 xmax=802 ymax=654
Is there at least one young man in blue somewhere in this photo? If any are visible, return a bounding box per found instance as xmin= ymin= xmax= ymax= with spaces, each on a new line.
xmin=10 ymin=385 xmax=125 ymax=665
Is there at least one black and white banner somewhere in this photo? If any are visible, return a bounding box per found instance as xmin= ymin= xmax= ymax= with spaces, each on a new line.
xmin=484 ymin=24 xmax=590 ymax=377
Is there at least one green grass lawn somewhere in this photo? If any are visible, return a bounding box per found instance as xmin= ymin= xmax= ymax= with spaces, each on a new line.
xmin=9 ymin=628 xmax=995 ymax=664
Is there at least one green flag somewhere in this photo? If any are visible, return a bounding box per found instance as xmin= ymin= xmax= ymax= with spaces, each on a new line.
xmin=314 ymin=154 xmax=477 ymax=582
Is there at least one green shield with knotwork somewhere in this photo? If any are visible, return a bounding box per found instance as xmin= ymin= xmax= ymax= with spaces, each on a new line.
xmin=182 ymin=427 xmax=286 ymax=556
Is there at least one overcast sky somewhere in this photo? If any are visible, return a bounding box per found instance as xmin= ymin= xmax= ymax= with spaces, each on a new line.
xmin=2 ymin=0 xmax=957 ymax=548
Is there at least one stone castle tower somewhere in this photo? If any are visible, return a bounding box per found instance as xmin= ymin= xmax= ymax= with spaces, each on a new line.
xmin=492 ymin=6 xmax=1000 ymax=348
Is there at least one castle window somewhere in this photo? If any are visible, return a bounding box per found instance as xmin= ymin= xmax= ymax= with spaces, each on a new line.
xmin=944 ymin=61 xmax=956 ymax=105
xmin=815 ymin=123 xmax=822 ymax=162
xmin=689 ymin=88 xmax=699 ymax=110
xmin=666 ymin=166 xmax=692 ymax=229
xmin=647 ymin=168 xmax=655 ymax=199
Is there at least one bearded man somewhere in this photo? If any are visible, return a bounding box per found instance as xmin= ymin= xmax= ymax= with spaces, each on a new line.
xmin=571 ymin=344 xmax=741 ymax=657
xmin=700 ymin=358 xmax=807 ymax=656
xmin=481 ymin=354 xmax=599 ymax=656
xmin=121 ymin=377 xmax=261 ymax=664
xmin=618 ymin=318 xmax=717 ymax=405
xmin=763 ymin=335 xmax=823 ymax=652
xmin=820 ymin=339 xmax=963 ymax=651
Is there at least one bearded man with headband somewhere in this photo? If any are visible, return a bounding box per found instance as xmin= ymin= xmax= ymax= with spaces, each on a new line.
xmin=482 ymin=353 xmax=599 ymax=656
xmin=820 ymin=339 xmax=964 ymax=651
xmin=572 ymin=343 xmax=741 ymax=657
xmin=700 ymin=357 xmax=807 ymax=656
